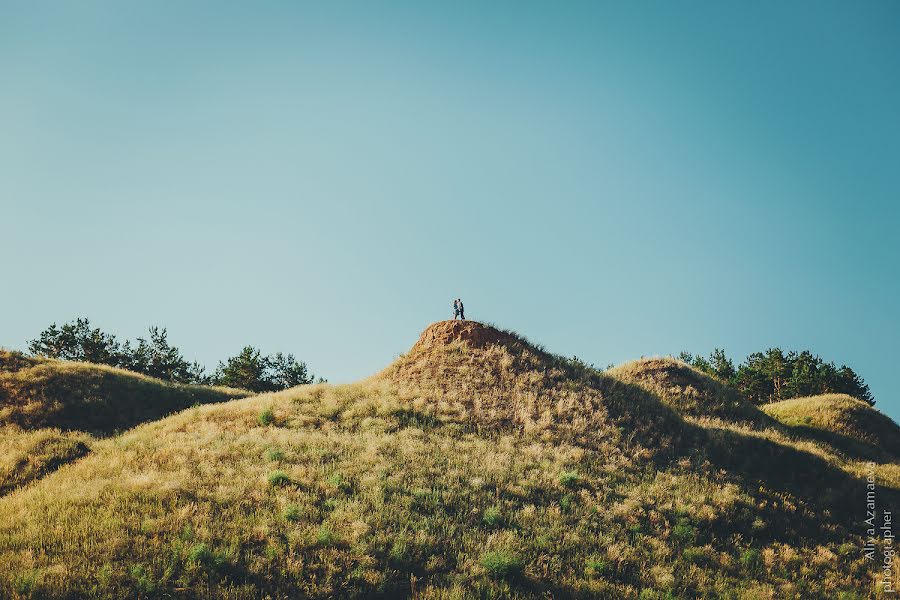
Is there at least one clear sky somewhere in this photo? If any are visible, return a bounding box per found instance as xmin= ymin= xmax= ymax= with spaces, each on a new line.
xmin=2 ymin=2 xmax=898 ymax=418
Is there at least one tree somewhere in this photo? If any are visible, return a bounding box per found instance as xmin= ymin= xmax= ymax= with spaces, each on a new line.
xmin=29 ymin=318 xmax=123 ymax=365
xmin=678 ymin=352 xmax=712 ymax=374
xmin=122 ymin=327 xmax=204 ymax=384
xmin=708 ymin=348 xmax=736 ymax=382
xmin=786 ymin=350 xmax=822 ymax=399
xmin=29 ymin=318 xmax=206 ymax=384
xmin=834 ymin=365 xmax=873 ymax=404
xmin=679 ymin=346 xmax=875 ymax=406
xmin=213 ymin=347 xmax=273 ymax=392
xmin=27 ymin=319 xmax=319 ymax=391
xmin=268 ymin=352 xmax=314 ymax=389
xmin=212 ymin=347 xmax=316 ymax=392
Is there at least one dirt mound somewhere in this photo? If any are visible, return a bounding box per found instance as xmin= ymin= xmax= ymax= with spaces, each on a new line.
xmin=410 ymin=320 xmax=524 ymax=353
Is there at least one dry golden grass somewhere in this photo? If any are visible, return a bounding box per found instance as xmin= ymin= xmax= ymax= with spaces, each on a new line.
xmin=763 ymin=393 xmax=900 ymax=459
xmin=0 ymin=426 xmax=92 ymax=496
xmin=0 ymin=322 xmax=892 ymax=598
xmin=0 ymin=352 xmax=247 ymax=435
xmin=607 ymin=357 xmax=775 ymax=428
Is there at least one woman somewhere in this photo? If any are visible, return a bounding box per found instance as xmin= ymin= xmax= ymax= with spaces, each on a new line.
xmin=453 ymin=299 xmax=460 ymax=319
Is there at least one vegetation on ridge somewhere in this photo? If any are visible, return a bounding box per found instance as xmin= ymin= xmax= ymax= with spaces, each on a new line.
xmin=28 ymin=317 xmax=319 ymax=391
xmin=763 ymin=393 xmax=900 ymax=460
xmin=606 ymin=357 xmax=774 ymax=427
xmin=678 ymin=347 xmax=874 ymax=405
xmin=0 ymin=350 xmax=246 ymax=435
xmin=0 ymin=321 xmax=893 ymax=598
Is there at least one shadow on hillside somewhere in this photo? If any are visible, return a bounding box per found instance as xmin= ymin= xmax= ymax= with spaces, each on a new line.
xmin=701 ymin=424 xmax=899 ymax=540
xmin=590 ymin=374 xmax=691 ymax=462
xmin=0 ymin=437 xmax=90 ymax=498
xmin=783 ymin=423 xmax=895 ymax=463
xmin=585 ymin=372 xmax=897 ymax=543
xmin=1 ymin=366 xmax=247 ymax=437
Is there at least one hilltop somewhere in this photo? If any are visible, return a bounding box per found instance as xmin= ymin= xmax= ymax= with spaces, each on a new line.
xmin=763 ymin=393 xmax=900 ymax=460
xmin=0 ymin=350 xmax=247 ymax=435
xmin=0 ymin=322 xmax=896 ymax=598
xmin=606 ymin=357 xmax=775 ymax=427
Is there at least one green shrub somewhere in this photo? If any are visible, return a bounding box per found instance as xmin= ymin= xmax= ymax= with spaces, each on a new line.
xmin=584 ymin=556 xmax=606 ymax=578
xmin=671 ymin=520 xmax=696 ymax=546
xmin=13 ymin=570 xmax=38 ymax=595
xmin=317 ymin=526 xmax=337 ymax=546
xmin=740 ymin=548 xmax=762 ymax=573
xmin=258 ymin=408 xmax=276 ymax=426
xmin=482 ymin=505 xmax=503 ymax=528
xmin=129 ymin=565 xmax=156 ymax=594
xmin=284 ymin=504 xmax=301 ymax=522
xmin=481 ymin=550 xmax=523 ymax=579
xmin=682 ymin=546 xmax=708 ymax=566
xmin=266 ymin=447 xmax=284 ymax=461
xmin=267 ymin=471 xmax=291 ymax=487
xmin=559 ymin=471 xmax=581 ymax=489
xmin=187 ymin=543 xmax=212 ymax=565
xmin=327 ymin=472 xmax=353 ymax=494
xmin=389 ymin=540 xmax=409 ymax=564
xmin=186 ymin=543 xmax=226 ymax=573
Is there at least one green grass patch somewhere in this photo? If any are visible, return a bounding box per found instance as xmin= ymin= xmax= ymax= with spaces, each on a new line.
xmin=267 ymin=471 xmax=291 ymax=487
xmin=481 ymin=550 xmax=523 ymax=579
xmin=284 ymin=504 xmax=302 ymax=522
xmin=258 ymin=407 xmax=276 ymax=426
xmin=482 ymin=505 xmax=503 ymax=528
xmin=559 ymin=471 xmax=580 ymax=489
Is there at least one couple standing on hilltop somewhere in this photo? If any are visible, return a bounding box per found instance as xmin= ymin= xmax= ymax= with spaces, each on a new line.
xmin=452 ymin=299 xmax=465 ymax=320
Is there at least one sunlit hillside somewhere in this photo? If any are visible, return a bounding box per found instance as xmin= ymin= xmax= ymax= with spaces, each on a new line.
xmin=0 ymin=350 xmax=247 ymax=500
xmin=0 ymin=323 xmax=895 ymax=599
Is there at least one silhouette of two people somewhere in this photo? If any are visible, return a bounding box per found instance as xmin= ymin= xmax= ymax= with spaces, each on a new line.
xmin=453 ymin=298 xmax=465 ymax=320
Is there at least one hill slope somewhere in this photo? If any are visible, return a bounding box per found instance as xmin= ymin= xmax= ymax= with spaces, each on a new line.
xmin=763 ymin=393 xmax=900 ymax=459
xmin=606 ymin=357 xmax=775 ymax=427
xmin=0 ymin=350 xmax=247 ymax=435
xmin=0 ymin=350 xmax=248 ymax=498
xmin=0 ymin=323 xmax=893 ymax=598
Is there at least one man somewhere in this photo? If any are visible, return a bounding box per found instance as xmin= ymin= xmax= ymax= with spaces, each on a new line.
xmin=457 ymin=298 xmax=465 ymax=320
xmin=453 ymin=299 xmax=460 ymax=319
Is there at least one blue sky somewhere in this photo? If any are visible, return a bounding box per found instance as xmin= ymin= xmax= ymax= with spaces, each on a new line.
xmin=2 ymin=2 xmax=899 ymax=418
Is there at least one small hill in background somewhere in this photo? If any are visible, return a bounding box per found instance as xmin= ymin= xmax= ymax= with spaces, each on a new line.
xmin=763 ymin=393 xmax=900 ymax=460
xmin=0 ymin=350 xmax=247 ymax=499
xmin=606 ymin=357 xmax=776 ymax=427
xmin=0 ymin=322 xmax=896 ymax=599
xmin=0 ymin=350 xmax=247 ymax=435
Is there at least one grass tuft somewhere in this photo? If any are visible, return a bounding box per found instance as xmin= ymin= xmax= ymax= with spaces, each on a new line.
xmin=558 ymin=471 xmax=580 ymax=489
xmin=267 ymin=471 xmax=291 ymax=487
xmin=481 ymin=550 xmax=523 ymax=579
xmin=482 ymin=505 xmax=503 ymax=528
xmin=258 ymin=407 xmax=276 ymax=427
xmin=284 ymin=504 xmax=301 ymax=522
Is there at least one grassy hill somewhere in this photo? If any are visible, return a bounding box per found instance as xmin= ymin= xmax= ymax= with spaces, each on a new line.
xmin=0 ymin=350 xmax=247 ymax=435
xmin=0 ymin=427 xmax=91 ymax=497
xmin=0 ymin=350 xmax=247 ymax=499
xmin=606 ymin=357 xmax=776 ymax=427
xmin=0 ymin=323 xmax=894 ymax=598
xmin=763 ymin=393 xmax=900 ymax=460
